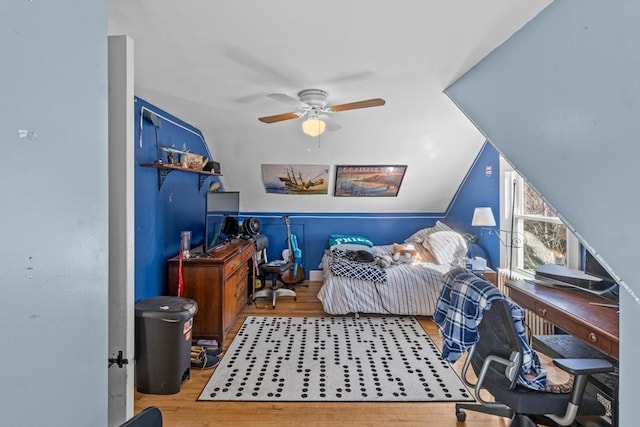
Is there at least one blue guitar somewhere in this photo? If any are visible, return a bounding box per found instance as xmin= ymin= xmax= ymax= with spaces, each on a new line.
xmin=281 ymin=216 xmax=304 ymax=284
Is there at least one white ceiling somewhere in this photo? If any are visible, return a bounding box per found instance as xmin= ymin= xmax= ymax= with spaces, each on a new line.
xmin=108 ymin=0 xmax=552 ymax=213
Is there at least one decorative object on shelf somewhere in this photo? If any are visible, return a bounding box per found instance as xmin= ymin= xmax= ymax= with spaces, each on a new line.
xmin=183 ymin=153 xmax=207 ymax=170
xmin=334 ymin=165 xmax=407 ymax=197
xmin=159 ymin=146 xmax=182 ymax=165
xmin=261 ymin=164 xmax=329 ymax=195
xmin=158 ymin=145 xmax=207 ymax=170
xmin=203 ymin=160 xmax=221 ymax=174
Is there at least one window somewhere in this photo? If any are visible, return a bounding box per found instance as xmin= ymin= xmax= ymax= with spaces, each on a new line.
xmin=502 ymin=167 xmax=578 ymax=274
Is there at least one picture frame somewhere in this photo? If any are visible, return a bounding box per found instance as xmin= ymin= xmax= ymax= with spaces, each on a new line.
xmin=334 ymin=165 xmax=407 ymax=197
xmin=261 ymin=164 xmax=330 ymax=195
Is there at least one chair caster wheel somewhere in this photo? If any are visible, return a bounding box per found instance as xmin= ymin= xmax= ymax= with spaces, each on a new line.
xmin=456 ymin=408 xmax=466 ymax=422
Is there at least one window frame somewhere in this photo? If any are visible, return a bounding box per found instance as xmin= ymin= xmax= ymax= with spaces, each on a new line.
xmin=500 ymin=160 xmax=578 ymax=275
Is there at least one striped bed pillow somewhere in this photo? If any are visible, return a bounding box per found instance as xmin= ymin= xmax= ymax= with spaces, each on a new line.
xmin=426 ymin=230 xmax=468 ymax=267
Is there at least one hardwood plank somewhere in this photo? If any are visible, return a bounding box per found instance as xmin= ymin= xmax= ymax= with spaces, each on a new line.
xmin=134 ymin=281 xmax=508 ymax=426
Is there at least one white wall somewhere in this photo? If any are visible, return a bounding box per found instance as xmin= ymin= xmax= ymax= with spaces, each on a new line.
xmin=445 ymin=1 xmax=639 ymax=424
xmin=0 ymin=1 xmax=109 ymax=425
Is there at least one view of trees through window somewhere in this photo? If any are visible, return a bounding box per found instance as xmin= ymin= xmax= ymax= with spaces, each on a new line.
xmin=520 ymin=181 xmax=567 ymax=271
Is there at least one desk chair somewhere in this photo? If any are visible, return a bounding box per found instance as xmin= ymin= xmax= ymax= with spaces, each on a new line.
xmin=436 ymin=268 xmax=613 ymax=427
xmin=253 ymin=235 xmax=296 ymax=309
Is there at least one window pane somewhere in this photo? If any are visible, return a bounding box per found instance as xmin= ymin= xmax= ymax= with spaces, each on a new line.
xmin=523 ymin=219 xmax=567 ymax=271
xmin=523 ymin=181 xmax=556 ymax=217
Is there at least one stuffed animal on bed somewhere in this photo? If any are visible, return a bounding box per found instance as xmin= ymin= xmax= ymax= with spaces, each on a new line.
xmin=392 ymin=243 xmax=419 ymax=264
xmin=376 ymin=254 xmax=394 ymax=268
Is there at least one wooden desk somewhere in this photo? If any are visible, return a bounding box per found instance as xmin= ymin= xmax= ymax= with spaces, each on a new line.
xmin=505 ymin=280 xmax=619 ymax=360
xmin=167 ymin=239 xmax=255 ymax=343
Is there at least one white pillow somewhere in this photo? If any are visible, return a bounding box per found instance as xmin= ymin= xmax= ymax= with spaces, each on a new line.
xmin=426 ymin=230 xmax=467 ymax=267
xmin=405 ymin=221 xmax=453 ymax=244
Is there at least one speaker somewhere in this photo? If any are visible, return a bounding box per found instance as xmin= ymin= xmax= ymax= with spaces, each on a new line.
xmin=221 ymin=216 xmax=238 ymax=236
xmin=242 ymin=217 xmax=261 ymax=236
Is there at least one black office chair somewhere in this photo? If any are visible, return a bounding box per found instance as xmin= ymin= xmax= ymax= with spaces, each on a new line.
xmin=119 ymin=406 xmax=162 ymax=427
xmin=253 ymin=235 xmax=296 ymax=308
xmin=437 ymin=268 xmax=614 ymax=427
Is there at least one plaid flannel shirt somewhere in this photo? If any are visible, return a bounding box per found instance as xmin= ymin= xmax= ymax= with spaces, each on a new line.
xmin=434 ymin=267 xmax=547 ymax=391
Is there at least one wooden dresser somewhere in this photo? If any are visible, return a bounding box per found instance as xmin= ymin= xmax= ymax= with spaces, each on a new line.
xmin=168 ymin=239 xmax=255 ymax=343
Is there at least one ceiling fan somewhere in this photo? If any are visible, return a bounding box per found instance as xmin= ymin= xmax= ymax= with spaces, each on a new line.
xmin=258 ymin=89 xmax=385 ymax=136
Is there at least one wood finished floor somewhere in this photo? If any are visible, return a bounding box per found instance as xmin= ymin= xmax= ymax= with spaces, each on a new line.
xmin=134 ymin=281 xmax=509 ymax=427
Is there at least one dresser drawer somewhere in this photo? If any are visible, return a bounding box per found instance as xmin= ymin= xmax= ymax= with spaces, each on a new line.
xmin=223 ymin=253 xmax=245 ymax=277
xmin=569 ymin=324 xmax=614 ymax=357
xmin=223 ymin=268 xmax=248 ymax=331
xmin=224 ymin=244 xmax=254 ymax=277
xmin=529 ymin=299 xmax=614 ymax=356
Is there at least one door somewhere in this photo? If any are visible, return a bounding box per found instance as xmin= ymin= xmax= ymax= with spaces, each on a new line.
xmin=108 ymin=35 xmax=136 ymax=426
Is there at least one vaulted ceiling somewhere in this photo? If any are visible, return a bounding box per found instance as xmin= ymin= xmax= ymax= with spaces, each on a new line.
xmin=108 ymin=0 xmax=552 ymax=212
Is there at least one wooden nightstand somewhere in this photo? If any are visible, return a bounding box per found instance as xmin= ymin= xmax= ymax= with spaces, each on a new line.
xmin=475 ymin=268 xmax=497 ymax=286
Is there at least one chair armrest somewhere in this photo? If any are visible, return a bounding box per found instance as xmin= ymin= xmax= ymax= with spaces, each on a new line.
xmin=547 ymin=358 xmax=613 ymax=426
xmin=553 ymin=358 xmax=614 ymax=375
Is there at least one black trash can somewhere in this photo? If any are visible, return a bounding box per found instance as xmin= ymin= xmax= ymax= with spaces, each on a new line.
xmin=134 ymin=296 xmax=198 ymax=394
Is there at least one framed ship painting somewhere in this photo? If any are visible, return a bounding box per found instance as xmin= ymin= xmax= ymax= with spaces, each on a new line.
xmin=334 ymin=165 xmax=407 ymax=197
xmin=261 ymin=164 xmax=330 ymax=195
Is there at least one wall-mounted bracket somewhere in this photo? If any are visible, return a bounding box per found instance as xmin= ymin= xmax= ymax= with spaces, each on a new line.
xmin=141 ymin=163 xmax=221 ymax=193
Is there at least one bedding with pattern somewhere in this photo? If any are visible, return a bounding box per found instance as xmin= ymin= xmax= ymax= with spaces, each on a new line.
xmin=317 ymin=221 xmax=468 ymax=316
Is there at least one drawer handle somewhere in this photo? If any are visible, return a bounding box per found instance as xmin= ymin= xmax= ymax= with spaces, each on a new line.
xmin=537 ymin=308 xmax=547 ymax=316
xmin=589 ymin=332 xmax=598 ymax=343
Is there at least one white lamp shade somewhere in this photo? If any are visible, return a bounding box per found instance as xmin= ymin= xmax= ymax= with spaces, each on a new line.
xmin=301 ymin=118 xmax=326 ymax=137
xmin=472 ymin=207 xmax=496 ymax=227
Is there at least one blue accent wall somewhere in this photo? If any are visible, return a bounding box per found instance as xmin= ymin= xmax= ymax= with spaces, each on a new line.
xmin=134 ymin=97 xmax=222 ymax=301
xmin=445 ymin=142 xmax=501 ymax=268
xmin=134 ymin=100 xmax=501 ymax=299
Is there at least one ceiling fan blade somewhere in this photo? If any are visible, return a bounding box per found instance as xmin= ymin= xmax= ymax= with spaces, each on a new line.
xmin=258 ymin=112 xmax=301 ymax=123
xmin=328 ymin=98 xmax=386 ymax=112
xmin=321 ymin=115 xmax=342 ymax=132
xmin=267 ymin=93 xmax=309 ymax=109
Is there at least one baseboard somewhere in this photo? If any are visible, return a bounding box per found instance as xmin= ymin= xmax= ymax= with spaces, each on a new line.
xmin=309 ymin=270 xmax=323 ymax=281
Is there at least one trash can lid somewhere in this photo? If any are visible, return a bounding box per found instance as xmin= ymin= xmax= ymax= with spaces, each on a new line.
xmin=135 ymin=296 xmax=198 ymax=319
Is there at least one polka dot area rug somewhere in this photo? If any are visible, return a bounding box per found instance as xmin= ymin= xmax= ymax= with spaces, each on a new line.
xmin=198 ymin=316 xmax=473 ymax=402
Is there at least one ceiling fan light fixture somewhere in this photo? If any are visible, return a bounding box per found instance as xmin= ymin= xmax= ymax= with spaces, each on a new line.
xmin=301 ymin=117 xmax=326 ymax=137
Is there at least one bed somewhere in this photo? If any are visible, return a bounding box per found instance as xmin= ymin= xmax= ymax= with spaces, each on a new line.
xmin=317 ymin=221 xmax=468 ymax=316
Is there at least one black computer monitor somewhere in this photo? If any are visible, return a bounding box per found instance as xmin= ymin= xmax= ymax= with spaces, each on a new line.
xmin=584 ymin=250 xmax=616 ymax=284
xmin=204 ymin=191 xmax=239 ymax=249
xmin=584 ymin=249 xmax=619 ymax=303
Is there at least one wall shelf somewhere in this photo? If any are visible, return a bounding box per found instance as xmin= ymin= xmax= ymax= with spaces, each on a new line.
xmin=141 ymin=163 xmax=222 ymax=192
